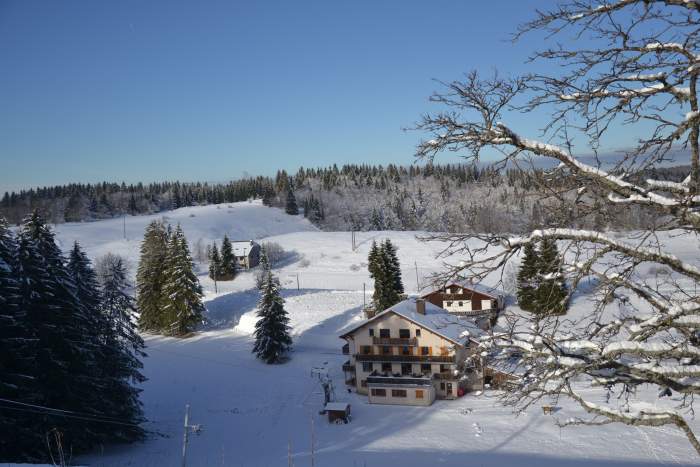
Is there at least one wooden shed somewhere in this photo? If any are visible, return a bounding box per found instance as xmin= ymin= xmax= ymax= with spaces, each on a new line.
xmin=324 ymin=402 xmax=351 ymax=424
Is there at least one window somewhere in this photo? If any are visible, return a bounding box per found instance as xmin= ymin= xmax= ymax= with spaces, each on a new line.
xmin=369 ymin=328 xmax=374 ymax=337
xmin=360 ymin=345 xmax=372 ymax=355
xmin=421 ymin=363 xmax=432 ymax=374
xmin=421 ymin=346 xmax=430 ymax=356
xmin=415 ymin=390 xmax=424 ymax=399
xmin=381 ymin=362 xmax=392 ymax=373
xmin=380 ymin=329 xmax=390 ymax=338
xmin=401 ymin=346 xmax=411 ymax=356
xmin=399 ymin=329 xmax=410 ymax=339
xmin=362 ymin=362 xmax=373 ymax=372
xmin=458 ymin=301 xmax=463 ymax=307
xmin=440 ymin=382 xmax=445 ymax=390
xmin=445 ymin=301 xmax=453 ymax=307
xmin=361 ymin=380 xmax=367 ymax=388
xmin=401 ymin=363 xmax=412 ymax=375
xmin=381 ymin=346 xmax=392 ymax=355
xmin=392 ymin=389 xmax=407 ymax=398
xmin=415 ymin=329 xmax=421 ymax=337
xmin=371 ymin=388 xmax=386 ymax=397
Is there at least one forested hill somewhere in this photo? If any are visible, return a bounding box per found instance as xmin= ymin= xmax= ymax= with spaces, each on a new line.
xmin=0 ymin=163 xmax=690 ymax=233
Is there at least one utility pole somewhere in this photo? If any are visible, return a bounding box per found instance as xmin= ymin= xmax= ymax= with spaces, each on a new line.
xmin=123 ymin=214 xmax=127 ymax=240
xmin=296 ymin=272 xmax=300 ymax=291
xmin=363 ymin=283 xmax=366 ymax=309
xmin=310 ymin=416 xmax=315 ymax=467
xmin=414 ymin=261 xmax=420 ymax=292
xmin=181 ymin=404 xmax=190 ymax=467
xmin=288 ymin=440 xmax=293 ymax=467
xmin=181 ymin=403 xmax=203 ymax=467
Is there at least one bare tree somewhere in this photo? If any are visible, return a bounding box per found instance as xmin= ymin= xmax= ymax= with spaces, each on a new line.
xmin=416 ymin=0 xmax=700 ymax=454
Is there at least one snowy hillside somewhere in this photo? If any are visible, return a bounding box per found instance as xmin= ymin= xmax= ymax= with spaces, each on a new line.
xmin=37 ymin=202 xmax=699 ymax=466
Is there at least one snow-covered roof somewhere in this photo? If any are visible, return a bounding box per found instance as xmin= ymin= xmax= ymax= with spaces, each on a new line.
xmin=325 ymin=402 xmax=350 ymax=411
xmin=341 ymin=298 xmax=484 ymax=345
xmin=422 ymin=280 xmax=505 ymax=300
xmin=231 ymin=240 xmax=258 ymax=257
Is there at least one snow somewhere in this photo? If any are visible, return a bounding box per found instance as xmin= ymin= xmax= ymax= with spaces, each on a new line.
xmin=33 ymin=201 xmax=698 ymax=466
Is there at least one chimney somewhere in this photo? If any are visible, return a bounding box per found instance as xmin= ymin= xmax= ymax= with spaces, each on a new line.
xmin=416 ymin=298 xmax=426 ymax=315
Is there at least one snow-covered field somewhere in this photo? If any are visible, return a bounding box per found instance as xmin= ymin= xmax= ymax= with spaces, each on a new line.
xmin=34 ymin=201 xmax=700 ymax=465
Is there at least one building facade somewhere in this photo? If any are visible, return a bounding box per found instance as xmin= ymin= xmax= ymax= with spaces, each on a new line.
xmin=340 ymin=298 xmax=484 ymax=406
xmin=232 ymin=240 xmax=261 ymax=269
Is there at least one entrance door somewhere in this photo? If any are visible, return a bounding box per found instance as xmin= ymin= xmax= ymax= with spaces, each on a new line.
xmin=446 ymin=382 xmax=453 ymax=395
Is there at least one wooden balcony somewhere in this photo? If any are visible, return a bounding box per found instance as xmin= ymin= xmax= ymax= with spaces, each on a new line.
xmin=446 ymin=309 xmax=497 ymax=317
xmin=367 ymin=375 xmax=432 ymax=387
xmin=355 ymin=353 xmax=454 ymax=363
xmin=372 ymin=336 xmax=418 ymax=346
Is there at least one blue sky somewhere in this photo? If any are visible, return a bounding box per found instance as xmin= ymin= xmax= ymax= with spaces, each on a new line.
xmin=0 ymin=1 xmax=633 ymax=193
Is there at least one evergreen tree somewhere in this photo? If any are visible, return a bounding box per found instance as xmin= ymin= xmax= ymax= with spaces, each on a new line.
xmin=517 ymin=241 xmax=539 ymax=312
xmin=0 ymin=217 xmax=37 ymax=460
xmin=208 ymin=242 xmax=221 ymax=281
xmin=136 ymin=220 xmax=169 ymax=331
xmin=16 ymin=212 xmax=105 ymax=456
xmin=367 ymin=240 xmax=380 ymax=279
xmin=383 ymin=239 xmax=404 ymax=294
xmin=285 ymin=186 xmax=299 ymax=215
xmin=219 ymin=235 xmax=237 ymax=280
xmin=99 ymin=255 xmax=147 ymax=440
xmin=161 ymin=225 xmax=205 ymax=336
xmin=535 ymin=238 xmax=568 ymax=315
xmin=368 ymin=240 xmax=403 ymax=311
xmin=253 ymin=268 xmax=292 ymax=363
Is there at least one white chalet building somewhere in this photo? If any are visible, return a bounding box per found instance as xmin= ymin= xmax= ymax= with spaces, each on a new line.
xmin=340 ymin=298 xmax=484 ymax=406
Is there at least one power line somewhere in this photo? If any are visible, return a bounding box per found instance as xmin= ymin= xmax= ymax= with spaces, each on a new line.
xmin=0 ymin=397 xmax=147 ymax=427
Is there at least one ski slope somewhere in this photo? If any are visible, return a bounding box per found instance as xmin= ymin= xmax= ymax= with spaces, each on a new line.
xmin=35 ymin=202 xmax=699 ymax=466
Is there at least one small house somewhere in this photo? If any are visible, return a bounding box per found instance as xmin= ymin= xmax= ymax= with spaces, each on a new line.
xmin=421 ymin=281 xmax=505 ymax=329
xmin=324 ymin=402 xmax=351 ymax=424
xmin=231 ymin=240 xmax=261 ymax=269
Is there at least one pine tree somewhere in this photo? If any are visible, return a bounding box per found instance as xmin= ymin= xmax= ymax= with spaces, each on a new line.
xmin=161 ymin=225 xmax=205 ymax=336
xmin=368 ymin=240 xmax=380 ymax=279
xmin=285 ymin=186 xmax=299 ymax=215
xmin=253 ymin=268 xmax=292 ymax=363
xmin=0 ymin=217 xmax=37 ymax=460
xmin=208 ymin=242 xmax=221 ymax=281
xmin=99 ymin=255 xmax=146 ymax=440
xmin=517 ymin=241 xmax=539 ymax=312
xmin=383 ymin=239 xmax=404 ymax=294
xmin=535 ymin=237 xmax=568 ymax=315
xmin=136 ymin=220 xmax=169 ymax=331
xmin=219 ymin=235 xmax=237 ymax=280
xmin=16 ymin=212 xmax=106 ymax=456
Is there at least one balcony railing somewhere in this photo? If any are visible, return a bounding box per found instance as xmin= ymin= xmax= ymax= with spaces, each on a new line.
xmin=372 ymin=337 xmax=418 ymax=346
xmin=342 ymin=361 xmax=354 ymax=372
xmin=446 ymin=309 xmax=497 ymax=317
xmin=367 ymin=375 xmax=432 ymax=387
xmin=355 ymin=354 xmax=454 ymax=363
xmin=433 ymin=372 xmax=458 ymax=380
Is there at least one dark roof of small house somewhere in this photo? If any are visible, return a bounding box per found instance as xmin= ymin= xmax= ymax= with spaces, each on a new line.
xmin=421 ymin=280 xmax=505 ymax=300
